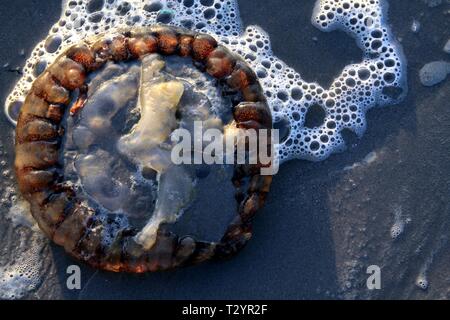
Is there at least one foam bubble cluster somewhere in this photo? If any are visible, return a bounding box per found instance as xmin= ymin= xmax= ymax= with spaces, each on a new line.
xmin=5 ymin=0 xmax=407 ymax=163
xmin=1 ymin=151 xmax=45 ymax=299
xmin=0 ymin=236 xmax=44 ymax=300
xmin=390 ymin=204 xmax=410 ymax=240
xmin=415 ymin=274 xmax=429 ymax=290
xmin=1 ymin=196 xmax=45 ymax=299
xmin=270 ymin=0 xmax=407 ymax=162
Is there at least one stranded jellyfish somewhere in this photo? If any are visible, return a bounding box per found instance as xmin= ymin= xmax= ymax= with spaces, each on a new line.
xmin=14 ymin=26 xmax=274 ymax=272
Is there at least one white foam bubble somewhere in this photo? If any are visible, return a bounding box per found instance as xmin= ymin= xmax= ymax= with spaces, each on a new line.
xmin=271 ymin=0 xmax=407 ymax=162
xmin=415 ymin=274 xmax=429 ymax=290
xmin=390 ymin=204 xmax=410 ymax=240
xmin=1 ymin=197 xmax=46 ymax=300
xmin=5 ymin=0 xmax=407 ymax=164
xmin=0 ymin=238 xmax=44 ymax=300
xmin=414 ymin=234 xmax=449 ymax=292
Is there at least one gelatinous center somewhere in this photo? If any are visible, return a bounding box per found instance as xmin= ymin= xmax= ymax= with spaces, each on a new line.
xmin=118 ymin=55 xmax=190 ymax=250
xmin=118 ymin=56 xmax=184 ymax=173
xmin=64 ymin=53 xmax=237 ymax=248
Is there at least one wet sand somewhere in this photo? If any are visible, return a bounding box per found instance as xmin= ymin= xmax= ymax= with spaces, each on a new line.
xmin=0 ymin=0 xmax=449 ymax=299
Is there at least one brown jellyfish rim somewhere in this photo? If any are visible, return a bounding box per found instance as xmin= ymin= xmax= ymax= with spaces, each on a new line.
xmin=14 ymin=24 xmax=274 ymax=273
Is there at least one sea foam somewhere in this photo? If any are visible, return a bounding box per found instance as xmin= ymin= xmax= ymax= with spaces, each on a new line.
xmin=5 ymin=0 xmax=407 ymax=163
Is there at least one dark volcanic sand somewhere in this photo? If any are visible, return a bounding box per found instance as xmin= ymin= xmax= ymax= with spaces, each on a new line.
xmin=0 ymin=0 xmax=449 ymax=299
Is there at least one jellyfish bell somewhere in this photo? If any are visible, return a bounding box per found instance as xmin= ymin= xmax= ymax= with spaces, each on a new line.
xmin=14 ymin=26 xmax=274 ymax=272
